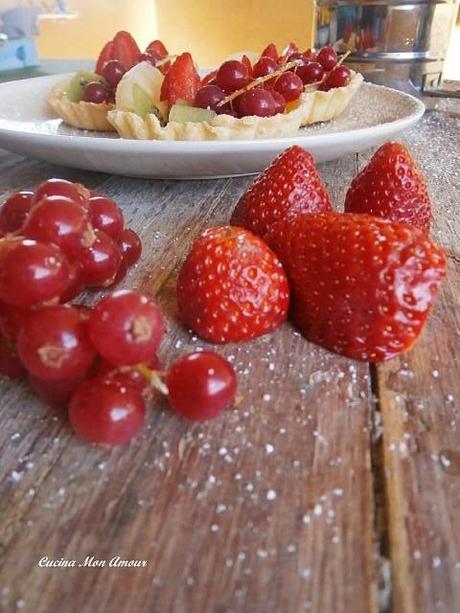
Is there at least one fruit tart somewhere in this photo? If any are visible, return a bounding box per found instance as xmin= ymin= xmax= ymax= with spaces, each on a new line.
xmin=48 ymin=31 xmax=172 ymax=132
xmin=107 ymin=42 xmax=363 ymax=141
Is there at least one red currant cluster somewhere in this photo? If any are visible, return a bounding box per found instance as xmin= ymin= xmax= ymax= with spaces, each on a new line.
xmin=194 ymin=45 xmax=351 ymax=119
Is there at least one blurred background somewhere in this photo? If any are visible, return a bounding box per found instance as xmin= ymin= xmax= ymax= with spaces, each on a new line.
xmin=0 ymin=0 xmax=458 ymax=81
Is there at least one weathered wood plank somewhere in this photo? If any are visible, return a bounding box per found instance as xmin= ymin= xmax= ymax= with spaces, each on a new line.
xmin=0 ymin=155 xmax=378 ymax=612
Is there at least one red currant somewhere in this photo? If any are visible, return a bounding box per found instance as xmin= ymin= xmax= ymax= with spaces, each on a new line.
xmin=82 ymin=82 xmax=112 ymax=104
xmin=118 ymin=228 xmax=142 ymax=266
xmin=216 ymin=60 xmax=250 ymax=94
xmin=88 ymin=196 xmax=124 ymax=241
xmin=0 ymin=335 xmax=26 ymax=380
xmin=317 ymin=46 xmax=338 ymax=71
xmin=79 ymin=229 xmax=122 ymax=287
xmin=273 ymin=71 xmax=303 ymax=102
xmin=34 ymin=178 xmax=89 ymax=208
xmin=99 ymin=355 xmax=160 ymax=395
xmin=0 ymin=238 xmax=69 ymax=308
xmin=287 ymin=52 xmax=308 ymax=65
xmin=236 ymin=88 xmax=277 ymax=118
xmin=139 ymin=50 xmax=161 ymax=65
xmin=319 ymin=65 xmax=351 ymax=91
xmin=69 ymin=377 xmax=146 ymax=445
xmin=88 ymin=290 xmax=164 ymax=366
xmin=296 ymin=61 xmax=324 ymax=85
xmin=166 ymin=351 xmax=236 ymax=421
xmin=17 ymin=305 xmax=97 ymax=381
xmin=60 ymin=262 xmax=84 ymax=303
xmin=102 ymin=59 xmax=126 ymax=88
xmin=21 ymin=195 xmax=95 ymax=260
xmin=194 ymin=85 xmax=226 ymax=110
xmin=0 ymin=300 xmax=31 ymax=340
xmin=28 ymin=373 xmax=87 ymax=405
xmin=272 ymin=90 xmax=286 ymax=114
xmin=0 ymin=191 xmax=34 ymax=233
xmin=252 ymin=56 xmax=278 ymax=78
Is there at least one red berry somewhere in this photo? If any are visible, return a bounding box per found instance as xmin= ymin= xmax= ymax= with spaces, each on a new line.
xmin=166 ymin=351 xmax=236 ymax=421
xmin=34 ymin=178 xmax=89 ymax=208
xmin=102 ymin=59 xmax=126 ymax=88
xmin=28 ymin=373 xmax=87 ymax=405
xmin=79 ymin=229 xmax=122 ymax=287
xmin=252 ymin=56 xmax=278 ymax=78
xmin=60 ymin=262 xmax=84 ymax=303
xmin=21 ymin=195 xmax=95 ymax=260
xmin=316 ymin=46 xmax=338 ymax=71
xmin=216 ymin=60 xmax=250 ymax=94
xmin=0 ymin=238 xmax=69 ymax=308
xmin=118 ymin=228 xmax=142 ymax=266
xmin=107 ymin=257 xmax=128 ymax=289
xmin=177 ymin=226 xmax=289 ymax=343
xmin=82 ymin=82 xmax=112 ymax=104
xmin=0 ymin=191 xmax=34 ymax=233
xmin=320 ymin=65 xmax=351 ymax=91
xmin=287 ymin=52 xmax=308 ymax=65
xmin=0 ymin=335 xmax=26 ymax=380
xmin=236 ymin=88 xmax=277 ymax=118
xmin=271 ymin=90 xmax=286 ymax=114
xmin=69 ymin=377 xmax=145 ymax=445
xmin=17 ymin=305 xmax=97 ymax=380
xmin=99 ymin=355 xmax=160 ymax=395
xmin=296 ymin=61 xmax=324 ymax=85
xmin=145 ymin=39 xmax=168 ymax=59
xmin=194 ymin=85 xmax=225 ymax=110
xmin=0 ymin=300 xmax=31 ymax=340
xmin=88 ymin=290 xmax=165 ymax=366
xmin=160 ymin=52 xmax=201 ymax=106
xmin=273 ymin=71 xmax=303 ymax=102
xmin=88 ymin=196 xmax=124 ymax=241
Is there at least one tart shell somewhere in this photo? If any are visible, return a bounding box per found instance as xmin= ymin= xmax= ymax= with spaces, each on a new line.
xmin=48 ymin=83 xmax=116 ymax=132
xmin=107 ymin=72 xmax=363 ymax=141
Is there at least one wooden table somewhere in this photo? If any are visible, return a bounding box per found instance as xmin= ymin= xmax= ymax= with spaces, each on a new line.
xmin=0 ymin=99 xmax=459 ymax=613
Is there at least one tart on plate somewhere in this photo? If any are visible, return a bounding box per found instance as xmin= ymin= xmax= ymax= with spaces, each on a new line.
xmin=108 ymin=42 xmax=363 ymax=141
xmin=48 ymin=31 xmax=172 ymax=131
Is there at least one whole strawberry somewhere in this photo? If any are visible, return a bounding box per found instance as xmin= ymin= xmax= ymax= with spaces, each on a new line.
xmin=344 ymin=142 xmax=431 ymax=233
xmin=177 ymin=226 xmax=289 ymax=343
xmin=231 ymin=146 xmax=331 ymax=238
xmin=266 ymin=212 xmax=446 ymax=362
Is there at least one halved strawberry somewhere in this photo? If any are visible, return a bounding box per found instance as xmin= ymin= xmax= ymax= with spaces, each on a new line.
xmin=95 ymin=40 xmax=114 ymax=75
xmin=231 ymin=146 xmax=331 ymax=238
xmin=279 ymin=42 xmax=299 ymax=63
xmin=241 ymin=54 xmax=253 ymax=78
xmin=201 ymin=69 xmax=217 ymax=86
xmin=112 ymin=31 xmax=141 ymax=70
xmin=261 ymin=43 xmax=279 ymax=62
xmin=160 ymin=52 xmax=201 ymax=106
xmin=145 ymin=39 xmax=168 ymax=59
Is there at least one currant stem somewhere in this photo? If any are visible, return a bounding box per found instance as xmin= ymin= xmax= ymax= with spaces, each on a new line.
xmin=126 ymin=364 xmax=169 ymax=395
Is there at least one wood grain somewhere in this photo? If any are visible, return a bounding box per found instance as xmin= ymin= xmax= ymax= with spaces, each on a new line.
xmin=0 ymin=154 xmax=379 ymax=612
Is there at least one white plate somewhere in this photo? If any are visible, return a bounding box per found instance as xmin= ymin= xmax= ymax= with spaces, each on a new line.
xmin=0 ymin=73 xmax=424 ymax=179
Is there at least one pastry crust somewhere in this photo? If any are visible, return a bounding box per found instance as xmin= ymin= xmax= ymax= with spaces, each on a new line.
xmin=48 ymin=82 xmax=116 ymax=132
xmin=107 ymin=72 xmax=363 ymax=141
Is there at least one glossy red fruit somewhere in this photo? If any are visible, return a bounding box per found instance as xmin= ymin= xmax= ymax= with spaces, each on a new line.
xmin=201 ymin=69 xmax=217 ymax=87
xmin=271 ymin=90 xmax=286 ymax=114
xmin=166 ymin=351 xmax=236 ymax=421
xmin=145 ymin=39 xmax=168 ymax=59
xmin=0 ymin=191 xmax=34 ymax=233
xmin=231 ymin=146 xmax=331 ymax=238
xmin=215 ymin=60 xmax=250 ymax=94
xmin=69 ymin=377 xmax=145 ymax=445
xmin=88 ymin=290 xmax=165 ymax=366
xmin=0 ymin=301 xmax=31 ymax=340
xmin=241 ymin=54 xmax=253 ymax=78
xmin=279 ymin=42 xmax=300 ymax=63
xmin=107 ymin=257 xmax=128 ymax=289
xmin=102 ymin=59 xmax=126 ymax=88
xmin=194 ymin=84 xmax=226 ymax=110
xmin=17 ymin=305 xmax=97 ymax=380
xmin=252 ymin=56 xmax=278 ymax=79
xmin=139 ymin=50 xmax=161 ymax=66
xmin=21 ymin=195 xmax=95 ymax=260
xmin=0 ymin=335 xmax=26 ymax=379
xmin=95 ymin=40 xmax=114 ymax=75
xmin=177 ymin=226 xmax=289 ymax=343
xmin=0 ymin=238 xmax=69 ymax=308
xmin=273 ymin=71 xmax=303 ymax=102
xmin=28 ymin=373 xmax=87 ymax=405
xmin=319 ymin=65 xmax=351 ymax=91
xmin=111 ymin=31 xmax=141 ymax=70
xmin=266 ymin=212 xmax=446 ymax=361
xmin=344 ymin=142 xmax=432 ymax=233
xmin=79 ymin=229 xmax=122 ymax=287
xmin=316 ymin=46 xmax=338 ymax=71
xmin=60 ymin=262 xmax=84 ymax=303
xmin=88 ymin=196 xmax=124 ymax=240
xmin=118 ymin=228 xmax=142 ymax=266
xmin=82 ymin=82 xmax=112 ymax=104
xmin=260 ymin=43 xmax=279 ymax=62
xmin=287 ymin=52 xmax=308 ymax=65
xmin=237 ymin=88 xmax=277 ymax=117
xmin=160 ymin=52 xmax=201 ymax=106
xmin=296 ymin=61 xmax=324 ymax=85
xmin=34 ymin=178 xmax=89 ymax=208
xmin=99 ymin=355 xmax=160 ymax=395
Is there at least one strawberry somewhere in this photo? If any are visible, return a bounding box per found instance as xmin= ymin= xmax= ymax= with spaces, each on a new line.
xmin=160 ymin=52 xmax=201 ymax=106
xmin=241 ymin=54 xmax=253 ymax=78
xmin=95 ymin=40 xmax=114 ymax=75
xmin=231 ymin=146 xmax=332 ymax=238
xmin=344 ymin=142 xmax=432 ymax=233
xmin=261 ymin=43 xmax=279 ymax=62
xmin=177 ymin=226 xmax=289 ymax=343
xmin=95 ymin=31 xmax=140 ymax=74
xmin=201 ymin=69 xmax=217 ymax=86
xmin=145 ymin=39 xmax=168 ymax=59
xmin=266 ymin=212 xmax=446 ymax=362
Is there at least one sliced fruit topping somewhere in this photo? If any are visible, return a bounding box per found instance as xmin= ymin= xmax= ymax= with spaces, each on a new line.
xmin=260 ymin=42 xmax=279 ymax=62
xmin=160 ymin=52 xmax=201 ymax=107
xmin=67 ymin=70 xmax=105 ymax=103
xmin=115 ymin=61 xmax=165 ymax=117
xmin=145 ymin=39 xmax=168 ymax=59
xmin=169 ymin=104 xmax=216 ymax=124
